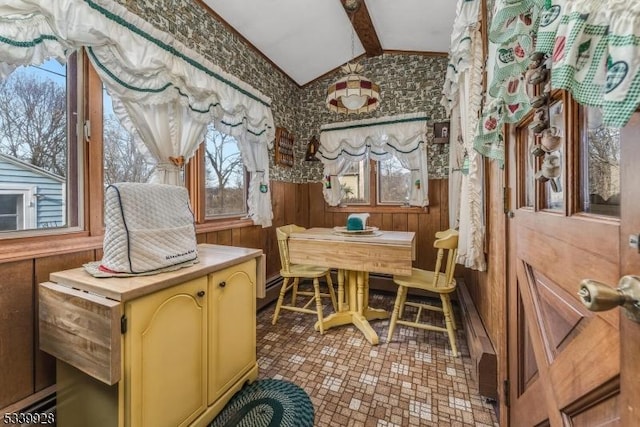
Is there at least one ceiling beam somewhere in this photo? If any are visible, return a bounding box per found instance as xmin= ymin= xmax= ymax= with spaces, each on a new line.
xmin=340 ymin=0 xmax=383 ymax=57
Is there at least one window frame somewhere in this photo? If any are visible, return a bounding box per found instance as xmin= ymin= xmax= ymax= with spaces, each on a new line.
xmin=376 ymin=156 xmax=414 ymax=206
xmin=201 ymin=125 xmax=249 ymax=221
xmin=0 ymin=52 xmax=85 ymax=240
xmin=327 ymin=158 xmax=427 ymax=213
xmin=513 ymin=89 xmax=621 ymax=222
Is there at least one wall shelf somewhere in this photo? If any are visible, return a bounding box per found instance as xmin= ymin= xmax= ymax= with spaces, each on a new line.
xmin=275 ymin=127 xmax=295 ymax=167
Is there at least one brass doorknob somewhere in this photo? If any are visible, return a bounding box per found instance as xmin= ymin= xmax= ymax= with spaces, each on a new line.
xmin=578 ymin=275 xmax=640 ymax=323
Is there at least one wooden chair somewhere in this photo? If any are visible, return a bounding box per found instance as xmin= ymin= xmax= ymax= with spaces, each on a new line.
xmin=386 ymin=229 xmax=460 ymax=356
xmin=272 ymin=224 xmax=338 ymax=334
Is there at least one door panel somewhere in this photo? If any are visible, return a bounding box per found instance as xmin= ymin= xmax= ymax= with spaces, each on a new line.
xmin=126 ymin=277 xmax=208 ymax=427
xmin=507 ymin=98 xmax=632 ymax=425
xmin=619 ymin=112 xmax=640 ymax=426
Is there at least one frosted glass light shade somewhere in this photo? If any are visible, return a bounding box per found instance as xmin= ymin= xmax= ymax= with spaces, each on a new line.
xmin=341 ymin=94 xmax=368 ymax=110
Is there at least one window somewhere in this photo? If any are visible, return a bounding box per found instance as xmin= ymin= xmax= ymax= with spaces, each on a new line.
xmin=581 ymin=106 xmax=620 ymax=216
xmin=0 ymin=56 xmax=80 ymax=235
xmin=336 ymin=156 xmax=417 ymax=207
xmin=203 ymin=124 xmax=247 ymax=218
xmin=543 ymin=100 xmax=564 ymax=211
xmin=377 ymin=156 xmax=411 ymax=204
xmin=0 ymin=187 xmax=35 ymax=231
xmin=338 ymin=160 xmax=370 ymax=204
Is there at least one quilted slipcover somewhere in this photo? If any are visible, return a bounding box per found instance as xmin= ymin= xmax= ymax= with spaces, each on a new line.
xmin=101 ymin=182 xmax=197 ymax=274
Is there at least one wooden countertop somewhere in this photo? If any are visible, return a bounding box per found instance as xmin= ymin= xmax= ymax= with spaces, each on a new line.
xmin=49 ymin=244 xmax=263 ymax=302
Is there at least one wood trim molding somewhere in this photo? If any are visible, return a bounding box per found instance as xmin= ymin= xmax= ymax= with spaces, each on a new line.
xmin=382 ymin=49 xmax=447 ymax=57
xmin=0 ymin=234 xmax=102 ymax=264
xmin=326 ymin=205 xmax=428 ymax=214
xmin=186 ymin=146 xmax=206 ymax=223
xmin=84 ymin=51 xmax=105 ymax=237
xmin=195 ymin=218 xmax=255 ymax=234
xmin=0 ymin=385 xmax=56 ymax=414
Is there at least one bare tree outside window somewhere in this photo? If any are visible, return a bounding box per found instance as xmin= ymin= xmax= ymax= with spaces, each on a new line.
xmin=204 ymin=124 xmax=246 ymax=217
xmin=378 ymin=156 xmax=411 ymax=204
xmin=0 ymin=70 xmax=67 ymax=177
xmin=583 ymin=107 xmax=620 ymax=216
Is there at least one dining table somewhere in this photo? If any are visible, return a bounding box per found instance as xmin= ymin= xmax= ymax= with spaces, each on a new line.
xmin=287 ymin=227 xmax=416 ymax=345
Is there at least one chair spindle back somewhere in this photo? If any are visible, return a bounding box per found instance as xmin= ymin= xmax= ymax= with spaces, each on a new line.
xmin=431 ymin=230 xmax=459 ymax=289
xmin=276 ymin=224 xmax=306 ymax=274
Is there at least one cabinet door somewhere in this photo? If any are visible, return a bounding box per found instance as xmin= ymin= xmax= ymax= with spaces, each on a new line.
xmin=125 ymin=276 xmax=208 ymax=427
xmin=208 ymin=259 xmax=256 ymax=404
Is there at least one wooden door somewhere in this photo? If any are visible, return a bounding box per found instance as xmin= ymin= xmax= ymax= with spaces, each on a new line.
xmin=506 ymin=94 xmax=640 ymax=425
xmin=618 ymin=113 xmax=640 ymax=427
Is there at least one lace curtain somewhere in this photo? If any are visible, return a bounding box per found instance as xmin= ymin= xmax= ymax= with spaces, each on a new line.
xmin=0 ymin=0 xmax=275 ymax=227
xmin=441 ymin=0 xmax=487 ymax=271
xmin=317 ymin=113 xmax=430 ymax=207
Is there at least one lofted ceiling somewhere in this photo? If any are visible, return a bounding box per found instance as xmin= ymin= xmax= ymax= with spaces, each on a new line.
xmin=200 ymin=0 xmax=458 ymax=86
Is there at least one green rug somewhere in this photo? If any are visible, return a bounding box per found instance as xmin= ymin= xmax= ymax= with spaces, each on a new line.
xmin=209 ymin=379 xmax=314 ymax=427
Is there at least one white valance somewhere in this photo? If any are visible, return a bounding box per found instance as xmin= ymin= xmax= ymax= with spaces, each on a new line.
xmin=318 ymin=113 xmax=429 ymax=207
xmin=0 ymin=0 xmax=274 ymax=139
xmin=0 ymin=0 xmax=275 ymax=227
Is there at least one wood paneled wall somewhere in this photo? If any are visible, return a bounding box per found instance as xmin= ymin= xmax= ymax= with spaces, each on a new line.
xmin=462 ymin=160 xmax=507 ymax=408
xmin=462 ymin=162 xmax=505 ymax=352
xmin=0 ymin=178 xmax=449 ymax=410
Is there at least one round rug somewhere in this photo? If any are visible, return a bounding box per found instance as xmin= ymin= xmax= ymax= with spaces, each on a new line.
xmin=209 ymin=379 xmax=314 ymax=427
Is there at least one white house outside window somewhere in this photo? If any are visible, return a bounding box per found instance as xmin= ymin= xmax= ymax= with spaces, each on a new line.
xmin=0 ymin=57 xmax=80 ymax=235
xmin=0 ymin=186 xmax=36 ymax=231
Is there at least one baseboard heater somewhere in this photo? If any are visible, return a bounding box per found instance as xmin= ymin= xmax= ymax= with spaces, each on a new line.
xmin=457 ymin=281 xmax=498 ymax=401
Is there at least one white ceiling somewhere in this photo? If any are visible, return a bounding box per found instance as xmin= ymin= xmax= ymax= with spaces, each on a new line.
xmin=201 ymin=0 xmax=458 ymax=86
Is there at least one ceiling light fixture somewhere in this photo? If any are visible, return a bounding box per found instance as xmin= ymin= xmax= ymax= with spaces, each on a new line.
xmin=326 ymin=0 xmax=380 ymax=114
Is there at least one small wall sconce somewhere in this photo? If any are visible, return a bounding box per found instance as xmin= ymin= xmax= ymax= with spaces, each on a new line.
xmin=433 ymin=121 xmax=450 ymax=144
xmin=304 ymin=135 xmax=320 ymax=161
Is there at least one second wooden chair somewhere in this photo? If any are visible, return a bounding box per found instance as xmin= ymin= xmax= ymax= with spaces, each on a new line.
xmin=386 ymin=229 xmax=460 ymax=356
xmin=272 ymin=224 xmax=338 ymax=334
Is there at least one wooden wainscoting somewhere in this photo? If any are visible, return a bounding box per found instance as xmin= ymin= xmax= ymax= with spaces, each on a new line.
xmin=0 ymin=251 xmax=99 ymax=410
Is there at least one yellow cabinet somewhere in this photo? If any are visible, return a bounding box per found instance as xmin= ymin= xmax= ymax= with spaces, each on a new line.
xmin=40 ymin=245 xmax=262 ymax=427
xmin=125 ymin=276 xmax=208 ymax=427
xmin=208 ymin=259 xmax=256 ymax=404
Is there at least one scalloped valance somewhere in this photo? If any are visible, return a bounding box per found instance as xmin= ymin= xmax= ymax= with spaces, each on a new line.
xmin=318 ymin=112 xmax=429 ymax=162
xmin=317 ymin=113 xmax=430 ymax=207
xmin=0 ymin=0 xmax=274 ymax=142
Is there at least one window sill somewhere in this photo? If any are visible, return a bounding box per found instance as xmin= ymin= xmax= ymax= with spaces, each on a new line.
xmin=196 ymin=217 xmax=255 ymax=234
xmin=326 ymin=205 xmax=429 ymax=214
xmin=0 ymin=232 xmax=102 ymax=263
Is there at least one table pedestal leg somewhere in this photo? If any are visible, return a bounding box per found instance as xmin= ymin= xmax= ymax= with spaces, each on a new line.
xmin=314 ymin=270 xmax=389 ymax=345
